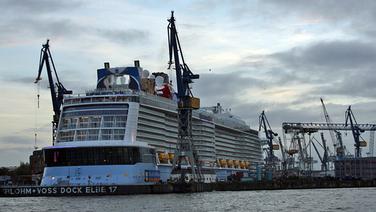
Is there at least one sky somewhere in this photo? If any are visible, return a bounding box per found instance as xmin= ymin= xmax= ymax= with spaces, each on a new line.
xmin=0 ymin=0 xmax=376 ymax=166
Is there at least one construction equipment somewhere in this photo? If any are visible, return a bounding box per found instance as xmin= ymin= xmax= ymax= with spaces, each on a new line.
xmin=283 ymin=120 xmax=376 ymax=159
xmin=311 ymin=135 xmax=329 ymax=172
xmin=319 ymin=133 xmax=329 ymax=171
xmin=282 ymin=129 xmax=315 ymax=175
xmin=278 ymin=137 xmax=287 ymax=173
xmin=167 ymin=11 xmax=201 ymax=183
xmin=345 ymin=106 xmax=366 ymax=158
xmin=35 ymin=40 xmax=72 ymax=144
xmin=296 ymin=133 xmax=310 ymax=172
xmin=258 ymin=111 xmax=279 ymax=170
xmin=283 ymin=122 xmax=376 ymax=133
xmin=320 ymin=98 xmax=344 ymax=158
xmin=369 ymin=131 xmax=375 ymax=157
xmin=311 ymin=137 xmax=323 ymax=170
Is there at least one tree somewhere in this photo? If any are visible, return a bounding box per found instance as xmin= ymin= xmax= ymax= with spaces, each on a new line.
xmin=14 ymin=162 xmax=31 ymax=176
xmin=0 ymin=167 xmax=10 ymax=175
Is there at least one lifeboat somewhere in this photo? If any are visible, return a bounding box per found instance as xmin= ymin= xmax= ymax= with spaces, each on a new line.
xmin=359 ymin=141 xmax=367 ymax=147
xmin=226 ymin=159 xmax=234 ymax=168
xmin=219 ymin=159 xmax=227 ymax=168
xmin=287 ymin=149 xmax=299 ymax=155
xmin=158 ymin=152 xmax=169 ymax=163
xmin=245 ymin=161 xmax=250 ymax=169
xmin=168 ymin=153 xmax=174 ymax=161
xmin=234 ymin=160 xmax=240 ymax=168
xmin=239 ymin=161 xmax=246 ymax=169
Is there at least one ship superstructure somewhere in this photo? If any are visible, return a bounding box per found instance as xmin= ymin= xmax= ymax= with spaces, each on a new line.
xmin=39 ymin=60 xmax=262 ymax=186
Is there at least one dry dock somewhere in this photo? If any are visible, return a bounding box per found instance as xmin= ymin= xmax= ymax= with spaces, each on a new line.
xmin=1 ymin=178 xmax=376 ymax=197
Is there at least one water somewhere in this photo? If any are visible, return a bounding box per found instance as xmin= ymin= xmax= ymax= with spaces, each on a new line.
xmin=1 ymin=188 xmax=375 ymax=212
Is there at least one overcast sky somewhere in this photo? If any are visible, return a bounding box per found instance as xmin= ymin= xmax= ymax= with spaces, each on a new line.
xmin=0 ymin=0 xmax=376 ymax=166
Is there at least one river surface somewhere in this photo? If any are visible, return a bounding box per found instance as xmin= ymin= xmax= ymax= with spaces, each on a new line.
xmin=0 ymin=188 xmax=375 ymax=212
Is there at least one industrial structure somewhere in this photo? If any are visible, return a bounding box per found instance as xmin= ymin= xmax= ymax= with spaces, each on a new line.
xmin=29 ymin=12 xmax=263 ymax=187
xmin=34 ymin=40 xmax=72 ymax=144
xmin=31 ymin=39 xmax=376 ymax=182
xmin=167 ymin=11 xmax=202 ymax=183
xmin=258 ymin=111 xmax=280 ymax=174
xmin=279 ymin=100 xmax=376 ymax=179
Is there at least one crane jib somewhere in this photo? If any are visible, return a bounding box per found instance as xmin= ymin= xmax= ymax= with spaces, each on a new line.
xmin=34 ymin=40 xmax=71 ymax=144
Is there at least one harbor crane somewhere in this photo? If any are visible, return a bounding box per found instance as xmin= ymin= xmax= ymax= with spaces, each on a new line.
xmin=167 ymin=12 xmax=202 ymax=182
xmin=259 ymin=111 xmax=279 ymax=170
xmin=345 ymin=106 xmax=366 ymax=158
xmin=278 ymin=137 xmax=287 ymax=174
xmin=368 ymin=131 xmax=375 ymax=157
xmin=311 ymin=134 xmax=329 ymax=172
xmin=35 ymin=40 xmax=72 ymax=144
xmin=321 ymin=98 xmax=345 ymax=158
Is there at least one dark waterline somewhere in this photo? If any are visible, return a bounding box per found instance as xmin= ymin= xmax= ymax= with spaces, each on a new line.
xmin=1 ymin=187 xmax=375 ymax=212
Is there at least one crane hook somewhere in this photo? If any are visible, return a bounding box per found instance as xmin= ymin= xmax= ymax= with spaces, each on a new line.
xmin=36 ymin=81 xmax=40 ymax=109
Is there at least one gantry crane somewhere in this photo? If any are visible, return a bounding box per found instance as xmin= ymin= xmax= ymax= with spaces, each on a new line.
xmin=283 ymin=122 xmax=376 ymax=133
xmin=35 ymin=40 xmax=72 ymax=144
xmin=283 ymin=119 xmax=375 ymax=159
xmin=259 ymin=111 xmax=279 ymax=170
xmin=167 ymin=12 xmax=201 ymax=182
xmin=345 ymin=106 xmax=366 ymax=158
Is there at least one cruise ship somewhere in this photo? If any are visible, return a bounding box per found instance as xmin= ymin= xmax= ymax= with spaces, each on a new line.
xmin=40 ymin=61 xmax=262 ymax=186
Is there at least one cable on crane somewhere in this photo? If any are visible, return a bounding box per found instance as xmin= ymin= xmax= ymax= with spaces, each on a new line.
xmin=34 ymin=81 xmax=40 ymax=150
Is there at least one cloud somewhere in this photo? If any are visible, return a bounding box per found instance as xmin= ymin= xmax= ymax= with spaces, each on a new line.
xmin=262 ymin=0 xmax=376 ymax=39
xmin=193 ymin=70 xmax=324 ymax=127
xmin=273 ymin=40 xmax=376 ymax=71
xmin=0 ymin=1 xmax=150 ymax=47
xmin=0 ymin=0 xmax=82 ymax=14
xmin=0 ymin=18 xmax=77 ymax=44
xmin=194 ymin=71 xmax=265 ymax=105
xmin=269 ymin=40 xmax=376 ymax=98
xmin=191 ymin=0 xmax=376 ymax=42
xmin=0 ymin=147 xmax=34 ymax=166
xmin=0 ymin=3 xmax=84 ymax=46
xmin=97 ymin=29 xmax=150 ymax=45
xmin=1 ymin=72 xmax=92 ymax=94
xmin=195 ymin=38 xmax=376 ymax=130
xmin=3 ymin=76 xmax=36 ymax=84
xmin=262 ymin=0 xmax=373 ymax=18
xmin=0 ymin=17 xmax=150 ymax=48
xmin=318 ymin=69 xmax=376 ymax=98
xmin=227 ymin=40 xmax=376 ymax=100
xmin=0 ymin=135 xmax=34 ymax=145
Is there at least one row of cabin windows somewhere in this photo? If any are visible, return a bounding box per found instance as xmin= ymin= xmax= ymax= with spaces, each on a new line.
xmin=60 ymin=115 xmax=127 ymax=130
xmin=64 ymin=96 xmax=138 ymax=105
xmin=58 ymin=129 xmax=126 ymax=142
xmin=64 ymin=104 xmax=129 ymax=112
xmin=44 ymin=147 xmax=155 ymax=167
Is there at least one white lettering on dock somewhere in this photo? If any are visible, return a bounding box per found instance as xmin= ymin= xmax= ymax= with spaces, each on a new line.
xmin=1 ymin=185 xmax=119 ymax=196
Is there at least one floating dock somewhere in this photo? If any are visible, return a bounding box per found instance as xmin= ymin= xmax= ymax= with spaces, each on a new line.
xmin=1 ymin=178 xmax=376 ymax=197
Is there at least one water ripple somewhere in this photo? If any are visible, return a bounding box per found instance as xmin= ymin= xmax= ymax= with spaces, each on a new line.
xmin=0 ymin=188 xmax=375 ymax=212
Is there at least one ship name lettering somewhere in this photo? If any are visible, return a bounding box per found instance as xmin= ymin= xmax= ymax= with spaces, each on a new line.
xmin=3 ymin=188 xmax=32 ymax=195
xmin=108 ymin=186 xmax=117 ymax=193
xmin=85 ymin=186 xmax=106 ymax=193
xmin=37 ymin=187 xmax=57 ymax=194
xmin=60 ymin=187 xmax=82 ymax=194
